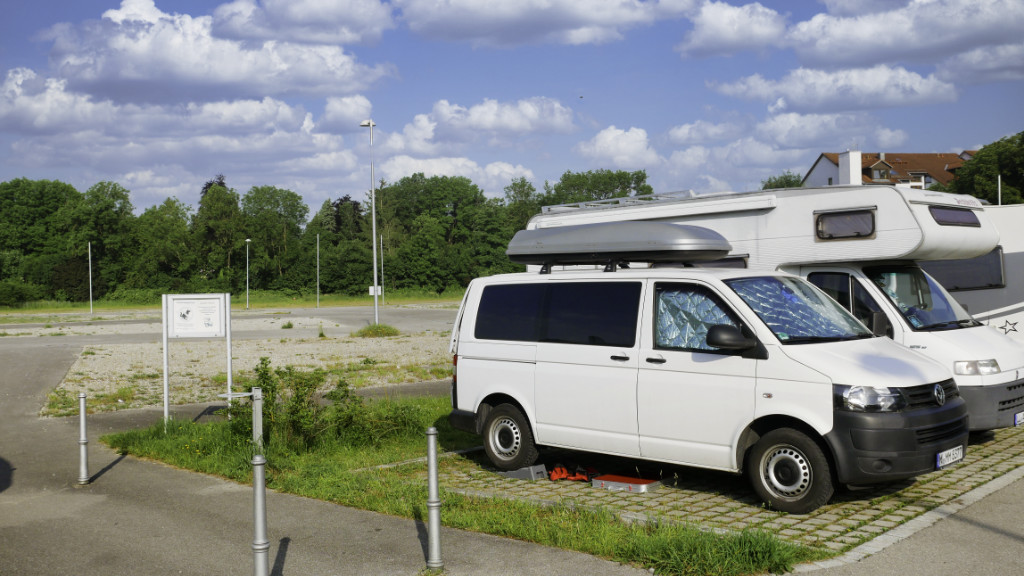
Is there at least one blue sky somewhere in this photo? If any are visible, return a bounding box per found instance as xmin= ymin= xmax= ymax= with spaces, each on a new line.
xmin=1 ymin=0 xmax=1022 ymax=212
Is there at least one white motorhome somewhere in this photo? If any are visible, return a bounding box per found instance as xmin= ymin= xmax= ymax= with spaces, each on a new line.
xmin=526 ymin=185 xmax=1024 ymax=431
xmin=448 ymin=222 xmax=968 ymax=514
xmin=922 ymin=203 xmax=1024 ymax=340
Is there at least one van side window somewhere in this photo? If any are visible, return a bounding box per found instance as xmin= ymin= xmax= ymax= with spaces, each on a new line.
xmin=920 ymin=247 xmax=1005 ymax=291
xmin=815 ymin=210 xmax=874 ymax=239
xmin=475 ymin=284 xmax=545 ymax=342
xmin=655 ymin=284 xmax=739 ymax=352
xmin=474 ymin=282 xmax=642 ymax=347
xmin=807 ymin=272 xmax=886 ymax=330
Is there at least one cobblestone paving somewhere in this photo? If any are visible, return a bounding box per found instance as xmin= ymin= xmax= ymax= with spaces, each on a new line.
xmin=428 ymin=427 xmax=1024 ymax=553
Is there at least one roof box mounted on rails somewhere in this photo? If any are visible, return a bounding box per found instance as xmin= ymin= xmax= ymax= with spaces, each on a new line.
xmin=506 ymin=221 xmax=732 ymax=273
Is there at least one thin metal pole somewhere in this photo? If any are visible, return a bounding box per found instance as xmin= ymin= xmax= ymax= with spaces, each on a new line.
xmin=316 ymin=233 xmax=320 ymax=309
xmin=78 ymin=393 xmax=89 ymax=485
xmin=226 ymin=293 xmax=233 ymax=415
xmin=87 ymin=241 xmax=93 ymax=314
xmin=426 ymin=427 xmax=443 ymax=570
xmin=251 ymin=386 xmax=268 ymax=576
xmin=246 ymin=239 xmax=251 ymax=310
xmin=162 ymin=294 xmax=170 ymax=431
xmin=370 ymin=122 xmax=379 ymax=324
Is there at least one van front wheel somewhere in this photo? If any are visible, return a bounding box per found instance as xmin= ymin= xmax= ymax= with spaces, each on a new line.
xmin=747 ymin=428 xmax=833 ymax=514
xmin=482 ymin=404 xmax=538 ymax=471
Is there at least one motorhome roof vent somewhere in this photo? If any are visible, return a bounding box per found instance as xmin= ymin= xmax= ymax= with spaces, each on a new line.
xmin=506 ymin=221 xmax=732 ymax=273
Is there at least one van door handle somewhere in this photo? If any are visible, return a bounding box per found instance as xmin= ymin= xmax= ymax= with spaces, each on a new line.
xmin=610 ymin=354 xmax=630 ymax=362
xmin=646 ymin=355 xmax=666 ymax=364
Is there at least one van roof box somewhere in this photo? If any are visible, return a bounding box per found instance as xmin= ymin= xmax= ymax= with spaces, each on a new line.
xmin=506 ymin=221 xmax=731 ymax=273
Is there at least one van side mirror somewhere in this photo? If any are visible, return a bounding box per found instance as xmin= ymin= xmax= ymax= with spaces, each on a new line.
xmin=870 ymin=311 xmax=893 ymax=338
xmin=707 ymin=324 xmax=755 ymax=350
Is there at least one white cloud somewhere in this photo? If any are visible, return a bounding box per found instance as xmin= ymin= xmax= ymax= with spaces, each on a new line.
xmin=713 ymin=65 xmax=958 ymax=112
xmin=44 ymin=0 xmax=391 ymax=103
xmin=212 ymin=0 xmax=395 ymax=45
xmin=319 ymin=95 xmax=374 ymax=133
xmin=875 ymin=127 xmax=908 ymax=148
xmin=394 ymin=0 xmax=693 ymax=46
xmin=788 ymin=0 xmax=1024 ymax=67
xmin=576 ymin=126 xmax=662 ymax=168
xmin=668 ymin=120 xmax=743 ymax=145
xmin=380 ymin=154 xmax=533 ymax=196
xmin=937 ymin=43 xmax=1024 ymax=84
xmin=817 ymin=0 xmax=911 ymax=16
xmin=755 ymin=112 xmax=871 ymax=147
xmin=432 ymin=98 xmax=574 ymax=135
xmin=676 ymin=1 xmax=788 ymax=57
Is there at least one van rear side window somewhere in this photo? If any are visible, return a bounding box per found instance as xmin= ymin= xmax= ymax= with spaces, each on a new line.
xmin=929 ymin=206 xmax=981 ymax=227
xmin=475 ymin=282 xmax=642 ymax=347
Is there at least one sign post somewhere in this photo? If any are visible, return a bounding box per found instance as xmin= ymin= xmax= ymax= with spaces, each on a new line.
xmin=162 ymin=294 xmax=231 ymax=427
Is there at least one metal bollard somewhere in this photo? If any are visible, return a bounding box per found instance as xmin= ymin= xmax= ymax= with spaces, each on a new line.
xmin=78 ymin=393 xmax=89 ymax=485
xmin=426 ymin=427 xmax=443 ymax=570
xmin=251 ymin=388 xmax=269 ymax=576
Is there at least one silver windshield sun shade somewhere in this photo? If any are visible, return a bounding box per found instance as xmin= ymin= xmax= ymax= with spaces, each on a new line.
xmin=506 ymin=221 xmax=732 ymax=270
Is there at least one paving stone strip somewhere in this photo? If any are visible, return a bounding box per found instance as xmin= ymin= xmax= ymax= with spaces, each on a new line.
xmin=385 ymin=427 xmax=1024 ymax=555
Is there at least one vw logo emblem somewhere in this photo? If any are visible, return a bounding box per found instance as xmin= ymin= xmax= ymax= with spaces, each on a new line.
xmin=933 ymin=384 xmax=946 ymax=406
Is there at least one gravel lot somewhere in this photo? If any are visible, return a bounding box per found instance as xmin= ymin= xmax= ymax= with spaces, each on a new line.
xmin=16 ymin=312 xmax=452 ymax=415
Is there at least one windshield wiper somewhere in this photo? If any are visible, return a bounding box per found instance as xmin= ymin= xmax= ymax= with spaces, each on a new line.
xmin=780 ymin=335 xmax=862 ymax=344
xmin=917 ymin=319 xmax=980 ymax=330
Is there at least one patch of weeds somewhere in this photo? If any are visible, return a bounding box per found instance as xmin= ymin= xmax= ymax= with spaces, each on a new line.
xmin=354 ymin=323 xmax=400 ymax=338
xmin=44 ymin=388 xmax=78 ymax=416
xmin=318 ymin=323 xmax=326 ymax=339
xmin=282 ymin=321 xmax=294 ymax=329
xmin=129 ymin=371 xmax=161 ymax=381
xmin=82 ymin=349 xmax=96 ymax=356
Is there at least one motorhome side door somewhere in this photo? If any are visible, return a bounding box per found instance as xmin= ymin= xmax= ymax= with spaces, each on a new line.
xmin=636 ymin=280 xmax=756 ymax=470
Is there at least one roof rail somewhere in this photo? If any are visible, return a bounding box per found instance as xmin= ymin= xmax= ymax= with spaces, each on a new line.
xmin=540 ymin=190 xmax=698 ymax=213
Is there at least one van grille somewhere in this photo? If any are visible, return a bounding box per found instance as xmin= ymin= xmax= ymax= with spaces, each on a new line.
xmin=916 ymin=418 xmax=967 ymax=445
xmin=903 ymin=379 xmax=958 ymax=409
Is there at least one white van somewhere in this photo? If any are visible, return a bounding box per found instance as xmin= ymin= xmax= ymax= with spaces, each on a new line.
xmin=525 ymin=185 xmax=1024 ymax=431
xmin=449 ymin=222 xmax=968 ymax=513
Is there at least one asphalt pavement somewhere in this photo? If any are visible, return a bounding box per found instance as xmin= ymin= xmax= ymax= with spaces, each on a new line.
xmin=1 ymin=305 xmax=1022 ymax=575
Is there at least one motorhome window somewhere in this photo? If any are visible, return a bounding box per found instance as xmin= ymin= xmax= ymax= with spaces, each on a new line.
xmin=654 ymin=284 xmax=740 ymax=352
xmin=864 ymin=265 xmax=978 ymax=331
xmin=726 ymin=276 xmax=872 ymax=343
xmin=475 ymin=284 xmax=545 ymax=341
xmin=919 ymin=247 xmax=1005 ymax=291
xmin=928 ymin=206 xmax=981 ymax=227
xmin=816 ymin=210 xmax=874 ymax=239
xmin=695 ymin=257 xmax=748 ymax=269
xmin=544 ymin=282 xmax=641 ymax=347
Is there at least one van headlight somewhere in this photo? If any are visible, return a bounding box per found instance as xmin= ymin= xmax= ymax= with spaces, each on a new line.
xmin=953 ymin=359 xmax=1000 ymax=376
xmin=834 ymin=385 xmax=907 ymax=412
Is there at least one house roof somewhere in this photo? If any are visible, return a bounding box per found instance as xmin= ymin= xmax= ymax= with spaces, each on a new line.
xmin=818 ymin=152 xmax=967 ymax=185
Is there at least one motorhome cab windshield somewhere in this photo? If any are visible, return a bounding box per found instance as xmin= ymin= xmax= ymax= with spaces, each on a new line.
xmin=449 ymin=222 xmax=969 ymax=513
xmin=526 ymin=185 xmax=1024 ymax=431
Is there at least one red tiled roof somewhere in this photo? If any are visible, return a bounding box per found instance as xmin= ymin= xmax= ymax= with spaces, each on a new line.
xmin=820 ymin=152 xmax=967 ymax=185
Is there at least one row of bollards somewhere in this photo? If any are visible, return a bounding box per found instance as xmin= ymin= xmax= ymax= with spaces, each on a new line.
xmin=75 ymin=391 xmax=444 ymax=574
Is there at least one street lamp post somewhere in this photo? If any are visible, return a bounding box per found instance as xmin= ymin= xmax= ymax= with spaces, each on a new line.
xmin=246 ymin=238 xmax=251 ymax=310
xmin=361 ymin=119 xmax=380 ymax=325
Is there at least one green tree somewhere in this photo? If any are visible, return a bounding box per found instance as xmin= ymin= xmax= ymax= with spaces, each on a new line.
xmin=503 ymin=176 xmax=541 ymax=233
xmin=950 ymin=132 xmax=1024 ymax=204
xmin=191 ymin=177 xmax=243 ymax=290
xmin=126 ymin=197 xmax=193 ymax=291
xmin=761 ymin=170 xmax=803 ymax=190
xmin=241 ymin=186 xmax=309 ymax=290
xmin=542 ymin=169 xmax=653 ymax=206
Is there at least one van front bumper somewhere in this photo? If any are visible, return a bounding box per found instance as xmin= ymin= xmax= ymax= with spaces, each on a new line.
xmin=825 ymin=398 xmax=969 ymax=486
xmin=959 ymin=378 xmax=1024 ymax=431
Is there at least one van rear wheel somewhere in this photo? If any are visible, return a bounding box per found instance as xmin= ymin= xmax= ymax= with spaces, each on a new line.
xmin=482 ymin=404 xmax=538 ymax=471
xmin=747 ymin=428 xmax=833 ymax=514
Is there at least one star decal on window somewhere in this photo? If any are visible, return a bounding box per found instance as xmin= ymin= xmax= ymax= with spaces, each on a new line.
xmin=999 ymin=320 xmax=1018 ymax=334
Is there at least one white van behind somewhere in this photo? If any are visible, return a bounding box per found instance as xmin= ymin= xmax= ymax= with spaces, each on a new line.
xmin=525 ymin=185 xmax=1024 ymax=431
xmin=449 ymin=222 xmax=968 ymax=513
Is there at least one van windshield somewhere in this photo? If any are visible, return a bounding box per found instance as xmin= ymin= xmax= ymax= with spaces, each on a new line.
xmin=864 ymin=265 xmax=980 ymax=331
xmin=725 ymin=276 xmax=874 ymax=344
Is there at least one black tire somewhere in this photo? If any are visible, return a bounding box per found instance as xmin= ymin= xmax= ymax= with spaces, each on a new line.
xmin=746 ymin=428 xmax=834 ymax=514
xmin=482 ymin=403 xmax=538 ymax=471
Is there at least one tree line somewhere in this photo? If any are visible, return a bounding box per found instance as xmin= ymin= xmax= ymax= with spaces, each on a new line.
xmin=0 ymin=170 xmax=652 ymax=306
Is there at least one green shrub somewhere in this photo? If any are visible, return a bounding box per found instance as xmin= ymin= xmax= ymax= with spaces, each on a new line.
xmin=0 ymin=280 xmax=45 ymax=307
xmin=100 ymin=287 xmax=162 ymax=305
xmin=354 ymin=323 xmax=400 ymax=338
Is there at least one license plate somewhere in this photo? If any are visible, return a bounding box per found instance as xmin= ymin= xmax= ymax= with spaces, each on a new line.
xmin=936 ymin=445 xmax=964 ymax=469
xmin=1015 ymin=411 xmax=1024 ymax=427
